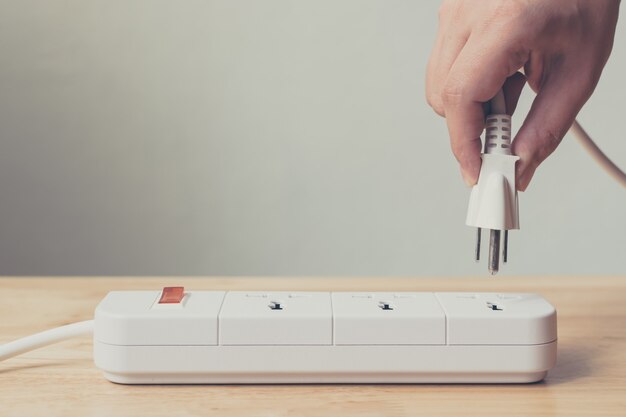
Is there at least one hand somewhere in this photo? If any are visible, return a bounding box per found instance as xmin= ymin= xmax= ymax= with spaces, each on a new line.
xmin=426 ymin=0 xmax=620 ymax=190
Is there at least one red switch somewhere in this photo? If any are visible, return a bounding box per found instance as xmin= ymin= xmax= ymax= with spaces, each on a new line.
xmin=158 ymin=287 xmax=185 ymax=304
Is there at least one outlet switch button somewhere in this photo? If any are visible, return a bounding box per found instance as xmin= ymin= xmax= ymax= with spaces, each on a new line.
xmin=158 ymin=287 xmax=185 ymax=304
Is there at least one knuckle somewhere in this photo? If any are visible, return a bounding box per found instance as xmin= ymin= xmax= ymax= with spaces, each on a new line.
xmin=525 ymin=125 xmax=563 ymax=165
xmin=505 ymin=43 xmax=531 ymax=71
xmin=441 ymin=81 xmax=465 ymax=107
xmin=579 ymin=66 xmax=601 ymax=100
xmin=476 ymin=1 xmax=528 ymax=37
xmin=437 ymin=1 xmax=456 ymax=23
xmin=438 ymin=0 xmax=467 ymax=27
xmin=489 ymin=0 xmax=526 ymax=21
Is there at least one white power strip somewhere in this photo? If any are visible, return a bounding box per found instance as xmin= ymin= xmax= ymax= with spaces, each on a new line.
xmin=93 ymin=288 xmax=557 ymax=384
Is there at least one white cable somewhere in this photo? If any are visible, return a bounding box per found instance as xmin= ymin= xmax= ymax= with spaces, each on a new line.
xmin=569 ymin=120 xmax=626 ymax=189
xmin=490 ymin=89 xmax=507 ymax=115
xmin=0 ymin=320 xmax=93 ymax=362
xmin=492 ymin=87 xmax=625 ymax=188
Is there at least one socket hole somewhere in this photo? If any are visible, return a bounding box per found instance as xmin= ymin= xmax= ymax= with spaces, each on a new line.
xmin=486 ymin=302 xmax=503 ymax=311
xmin=500 ymin=144 xmax=510 ymax=148
xmin=487 ymin=143 xmax=497 ymax=148
xmin=378 ymin=302 xmax=394 ymax=310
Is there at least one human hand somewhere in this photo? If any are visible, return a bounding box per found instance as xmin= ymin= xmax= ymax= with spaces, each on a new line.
xmin=426 ymin=0 xmax=620 ymax=190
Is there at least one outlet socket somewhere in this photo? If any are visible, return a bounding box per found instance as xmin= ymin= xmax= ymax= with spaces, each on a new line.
xmin=218 ymin=292 xmax=332 ymax=345
xmin=435 ymin=292 xmax=557 ymax=345
xmin=332 ymin=292 xmax=446 ymax=345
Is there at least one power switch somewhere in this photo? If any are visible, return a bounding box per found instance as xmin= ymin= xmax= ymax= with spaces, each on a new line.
xmin=158 ymin=287 xmax=185 ymax=304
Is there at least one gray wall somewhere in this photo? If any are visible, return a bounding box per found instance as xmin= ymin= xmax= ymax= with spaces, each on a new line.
xmin=0 ymin=0 xmax=624 ymax=276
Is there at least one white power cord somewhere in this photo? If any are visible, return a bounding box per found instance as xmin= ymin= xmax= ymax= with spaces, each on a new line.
xmin=490 ymin=89 xmax=507 ymax=115
xmin=569 ymin=121 xmax=626 ymax=189
xmin=0 ymin=320 xmax=93 ymax=362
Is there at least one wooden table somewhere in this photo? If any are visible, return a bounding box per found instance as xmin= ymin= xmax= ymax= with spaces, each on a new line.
xmin=1 ymin=276 xmax=625 ymax=417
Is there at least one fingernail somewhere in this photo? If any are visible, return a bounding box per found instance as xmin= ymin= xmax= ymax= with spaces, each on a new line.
xmin=517 ymin=177 xmax=529 ymax=191
xmin=461 ymin=169 xmax=476 ymax=187
xmin=516 ymin=169 xmax=531 ymax=191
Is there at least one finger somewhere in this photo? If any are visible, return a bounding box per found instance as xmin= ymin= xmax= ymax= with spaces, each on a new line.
xmin=426 ymin=25 xmax=469 ymax=116
xmin=426 ymin=30 xmax=445 ymax=116
xmin=426 ymin=32 xmax=469 ymax=116
xmin=512 ymin=66 xmax=595 ymax=191
xmin=442 ymin=33 xmax=529 ymax=185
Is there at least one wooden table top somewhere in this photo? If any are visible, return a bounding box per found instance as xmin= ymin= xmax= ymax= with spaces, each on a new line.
xmin=1 ymin=276 xmax=625 ymax=417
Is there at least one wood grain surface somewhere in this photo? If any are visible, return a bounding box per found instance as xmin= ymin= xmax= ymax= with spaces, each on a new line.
xmin=1 ymin=276 xmax=625 ymax=417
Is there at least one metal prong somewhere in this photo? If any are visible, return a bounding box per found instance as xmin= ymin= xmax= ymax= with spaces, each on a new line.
xmin=488 ymin=229 xmax=500 ymax=275
xmin=503 ymin=230 xmax=508 ymax=263
xmin=475 ymin=228 xmax=481 ymax=261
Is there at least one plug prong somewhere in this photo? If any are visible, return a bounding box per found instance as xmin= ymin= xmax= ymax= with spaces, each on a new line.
xmin=488 ymin=229 xmax=500 ymax=275
xmin=475 ymin=228 xmax=481 ymax=261
xmin=503 ymin=230 xmax=508 ymax=263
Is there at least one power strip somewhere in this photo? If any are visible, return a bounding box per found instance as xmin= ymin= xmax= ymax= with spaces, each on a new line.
xmin=93 ymin=287 xmax=557 ymax=384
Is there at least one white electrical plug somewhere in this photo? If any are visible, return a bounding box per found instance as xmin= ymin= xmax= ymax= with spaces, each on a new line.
xmin=466 ymin=92 xmax=520 ymax=274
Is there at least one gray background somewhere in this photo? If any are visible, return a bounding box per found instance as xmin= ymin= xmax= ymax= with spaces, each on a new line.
xmin=0 ymin=0 xmax=624 ymax=276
